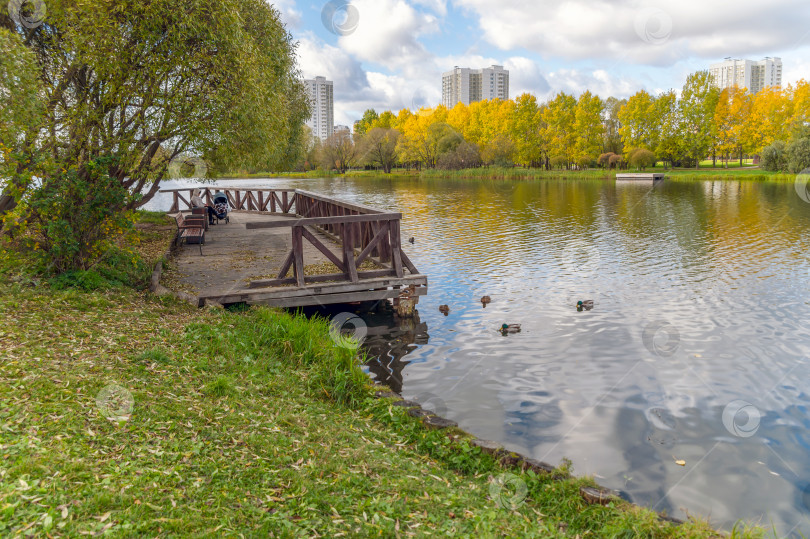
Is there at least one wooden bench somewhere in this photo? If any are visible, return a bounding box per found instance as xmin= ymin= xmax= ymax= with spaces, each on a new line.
xmin=173 ymin=213 xmax=205 ymax=255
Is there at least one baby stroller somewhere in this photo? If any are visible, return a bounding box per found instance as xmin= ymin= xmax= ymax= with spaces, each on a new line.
xmin=211 ymin=191 xmax=230 ymax=224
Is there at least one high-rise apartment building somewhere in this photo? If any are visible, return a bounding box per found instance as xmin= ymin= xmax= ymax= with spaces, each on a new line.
xmin=304 ymin=76 xmax=334 ymax=141
xmin=442 ymin=65 xmax=509 ymax=108
xmin=709 ymin=57 xmax=783 ymax=93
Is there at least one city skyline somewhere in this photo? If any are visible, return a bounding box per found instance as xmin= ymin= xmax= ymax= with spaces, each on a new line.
xmin=442 ymin=65 xmax=509 ymax=108
xmin=709 ymin=57 xmax=783 ymax=93
xmin=275 ymin=0 xmax=810 ymax=127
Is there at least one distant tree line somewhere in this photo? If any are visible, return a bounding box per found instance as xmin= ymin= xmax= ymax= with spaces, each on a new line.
xmin=300 ymin=71 xmax=810 ymax=174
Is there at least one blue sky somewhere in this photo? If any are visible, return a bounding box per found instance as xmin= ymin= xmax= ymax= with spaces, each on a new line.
xmin=273 ymin=0 xmax=810 ymax=126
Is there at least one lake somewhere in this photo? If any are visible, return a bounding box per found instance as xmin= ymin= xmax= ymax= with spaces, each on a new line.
xmin=147 ymin=176 xmax=810 ymax=536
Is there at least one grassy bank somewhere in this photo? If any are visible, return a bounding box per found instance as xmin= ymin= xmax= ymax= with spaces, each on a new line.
xmin=0 ymin=215 xmax=762 ymax=537
xmin=221 ymin=166 xmax=793 ymax=182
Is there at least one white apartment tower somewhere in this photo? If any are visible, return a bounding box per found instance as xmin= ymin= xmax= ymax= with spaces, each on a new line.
xmin=709 ymin=57 xmax=783 ymax=93
xmin=442 ymin=65 xmax=509 ymax=108
xmin=304 ymin=76 xmax=334 ymax=141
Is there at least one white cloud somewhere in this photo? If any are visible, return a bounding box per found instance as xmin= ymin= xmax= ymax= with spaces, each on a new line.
xmin=452 ymin=0 xmax=810 ymax=66
xmin=337 ymin=0 xmax=437 ymax=70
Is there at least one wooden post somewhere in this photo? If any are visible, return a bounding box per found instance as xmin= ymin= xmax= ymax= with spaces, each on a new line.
xmin=171 ymin=192 xmax=179 ymax=212
xmin=235 ymin=190 xmax=241 ymax=210
xmin=270 ymin=192 xmax=276 ymax=213
xmin=342 ymin=223 xmax=359 ymax=283
xmin=292 ymin=226 xmax=305 ymax=287
xmin=390 ymin=219 xmax=404 ymax=278
xmin=258 ymin=191 xmax=264 ymax=212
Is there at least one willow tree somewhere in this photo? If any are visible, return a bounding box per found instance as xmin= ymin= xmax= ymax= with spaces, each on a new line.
xmin=0 ymin=0 xmax=309 ymax=220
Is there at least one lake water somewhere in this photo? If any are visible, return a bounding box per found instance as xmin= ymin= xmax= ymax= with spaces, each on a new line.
xmin=147 ymin=176 xmax=810 ymax=536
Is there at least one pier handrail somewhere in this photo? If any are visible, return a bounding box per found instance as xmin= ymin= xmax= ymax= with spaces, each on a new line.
xmin=161 ymin=187 xmax=297 ymax=214
xmin=160 ymin=186 xmax=420 ymax=289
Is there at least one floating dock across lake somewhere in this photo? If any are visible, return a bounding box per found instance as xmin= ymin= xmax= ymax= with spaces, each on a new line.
xmin=615 ymin=173 xmax=666 ymax=181
xmin=160 ymin=188 xmax=427 ymax=312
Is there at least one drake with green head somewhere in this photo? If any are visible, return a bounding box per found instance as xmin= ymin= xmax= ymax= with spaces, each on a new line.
xmin=500 ymin=323 xmax=521 ymax=334
xmin=576 ymin=300 xmax=594 ymax=311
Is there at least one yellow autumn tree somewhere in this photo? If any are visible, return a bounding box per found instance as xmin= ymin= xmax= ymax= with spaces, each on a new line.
xmin=747 ymin=87 xmax=793 ymax=153
xmin=714 ymin=86 xmax=752 ymax=167
xmin=618 ymin=90 xmax=659 ymax=159
xmin=542 ymin=92 xmax=577 ymax=168
xmin=573 ymin=90 xmax=604 ymax=167
xmin=510 ymin=93 xmax=547 ymax=167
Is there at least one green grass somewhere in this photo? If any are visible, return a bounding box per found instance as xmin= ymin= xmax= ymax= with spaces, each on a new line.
xmin=235 ymin=165 xmax=793 ymax=182
xmin=0 ymin=216 xmax=765 ymax=537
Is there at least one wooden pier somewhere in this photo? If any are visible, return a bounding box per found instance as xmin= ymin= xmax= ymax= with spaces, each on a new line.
xmin=616 ymin=173 xmax=666 ymax=181
xmin=161 ymin=187 xmax=427 ymax=311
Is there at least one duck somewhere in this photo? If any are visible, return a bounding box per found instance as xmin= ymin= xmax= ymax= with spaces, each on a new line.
xmin=409 ymin=237 xmax=415 ymax=244
xmin=500 ymin=323 xmax=521 ymax=334
xmin=439 ymin=305 xmax=450 ymax=315
xmin=481 ymin=296 xmax=491 ymax=306
xmin=577 ymin=300 xmax=594 ymax=311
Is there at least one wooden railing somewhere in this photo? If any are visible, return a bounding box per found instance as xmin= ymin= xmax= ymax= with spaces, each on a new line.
xmin=162 ymin=187 xmax=297 ymax=214
xmin=161 ymin=187 xmax=421 ymax=289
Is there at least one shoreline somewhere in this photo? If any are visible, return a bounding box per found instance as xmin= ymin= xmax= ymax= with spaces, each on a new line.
xmin=218 ymin=166 xmax=795 ymax=182
xmin=0 ymin=214 xmax=764 ymax=537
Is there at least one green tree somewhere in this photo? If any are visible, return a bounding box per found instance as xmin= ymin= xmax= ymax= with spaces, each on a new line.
xmin=543 ymin=92 xmax=577 ymax=168
xmin=602 ymin=97 xmax=626 ymax=155
xmin=629 ymin=148 xmax=656 ymax=170
xmin=361 ymin=128 xmax=400 ymax=173
xmin=1 ymin=0 xmax=309 ymax=231
xmin=654 ymin=90 xmax=681 ymax=169
xmin=787 ymin=137 xmax=810 ymax=173
xmin=574 ymin=91 xmax=604 ymax=165
xmin=510 ymin=93 xmax=546 ymax=167
xmin=0 ymin=28 xmax=44 ymax=215
xmin=320 ymin=130 xmax=357 ymax=174
xmin=354 ymin=109 xmax=379 ymax=136
xmin=679 ymin=71 xmax=721 ymax=169
xmin=618 ymin=90 xmax=659 ymax=158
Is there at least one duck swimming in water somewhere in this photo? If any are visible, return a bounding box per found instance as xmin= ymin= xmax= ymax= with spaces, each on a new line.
xmin=577 ymin=300 xmax=594 ymax=311
xmin=481 ymin=296 xmax=491 ymax=307
xmin=439 ymin=305 xmax=450 ymax=315
xmin=500 ymin=323 xmax=521 ymax=334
